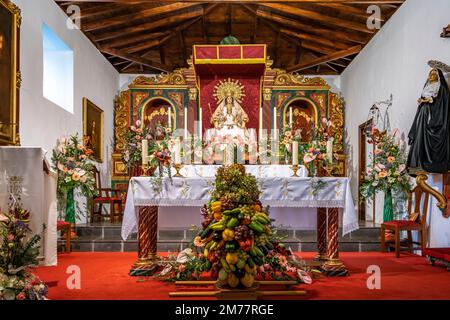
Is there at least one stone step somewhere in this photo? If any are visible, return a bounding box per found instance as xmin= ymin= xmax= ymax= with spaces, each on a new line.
xmin=59 ymin=221 xmax=382 ymax=253
xmin=74 ymin=223 xmax=382 ymax=242
xmin=58 ymin=239 xmax=381 ymax=253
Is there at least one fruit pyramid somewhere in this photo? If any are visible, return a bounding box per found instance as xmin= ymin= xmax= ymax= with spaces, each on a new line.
xmin=194 ymin=164 xmax=285 ymax=289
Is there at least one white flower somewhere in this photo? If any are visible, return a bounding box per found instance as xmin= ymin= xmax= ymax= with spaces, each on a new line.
xmin=398 ymin=164 xmax=406 ymax=173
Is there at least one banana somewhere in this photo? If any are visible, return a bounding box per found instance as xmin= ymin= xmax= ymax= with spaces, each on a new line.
xmin=220 ymin=258 xmax=230 ymax=272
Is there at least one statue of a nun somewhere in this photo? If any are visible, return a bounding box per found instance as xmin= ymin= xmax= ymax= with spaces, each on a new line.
xmin=407 ymin=68 xmax=450 ymax=173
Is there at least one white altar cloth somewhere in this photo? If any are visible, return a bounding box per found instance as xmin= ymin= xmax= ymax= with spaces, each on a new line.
xmin=122 ymin=173 xmax=358 ymax=241
xmin=179 ymin=164 xmax=308 ymax=178
xmin=0 ymin=147 xmax=58 ymax=266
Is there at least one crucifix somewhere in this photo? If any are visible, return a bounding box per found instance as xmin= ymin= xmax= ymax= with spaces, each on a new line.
xmin=441 ymin=24 xmax=450 ymax=38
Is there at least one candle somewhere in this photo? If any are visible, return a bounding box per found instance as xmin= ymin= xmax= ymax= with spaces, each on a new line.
xmin=273 ymin=107 xmax=277 ymax=140
xmin=199 ymin=108 xmax=203 ymax=140
xmin=184 ymin=107 xmax=188 ymax=140
xmin=168 ymin=107 xmax=172 ymax=128
xmin=175 ymin=138 xmax=182 ymax=164
xmin=326 ymin=137 xmax=334 ymax=163
xmin=289 ymin=107 xmax=293 ymax=127
xmin=259 ymin=107 xmax=263 ymax=141
xmin=292 ymin=141 xmax=299 ymax=165
xmin=142 ymin=139 xmax=148 ymax=165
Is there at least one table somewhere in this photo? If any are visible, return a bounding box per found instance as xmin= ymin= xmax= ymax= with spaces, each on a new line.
xmin=122 ymin=172 xmax=358 ymax=276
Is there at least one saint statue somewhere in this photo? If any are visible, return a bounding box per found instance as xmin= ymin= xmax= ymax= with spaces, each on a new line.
xmin=210 ymin=78 xmax=249 ymax=138
xmin=407 ymin=68 xmax=450 ymax=173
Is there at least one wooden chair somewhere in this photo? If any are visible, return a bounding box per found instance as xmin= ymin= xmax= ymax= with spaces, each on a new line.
xmin=57 ymin=220 xmax=71 ymax=253
xmin=380 ymin=186 xmax=429 ymax=258
xmin=91 ymin=166 xmax=123 ymax=223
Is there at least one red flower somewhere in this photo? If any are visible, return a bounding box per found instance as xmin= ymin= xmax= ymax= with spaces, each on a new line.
xmin=16 ymin=292 xmax=26 ymax=300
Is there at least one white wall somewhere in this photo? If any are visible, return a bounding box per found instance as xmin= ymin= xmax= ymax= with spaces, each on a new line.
xmin=341 ymin=0 xmax=450 ymax=246
xmin=15 ymin=0 xmax=119 ymax=220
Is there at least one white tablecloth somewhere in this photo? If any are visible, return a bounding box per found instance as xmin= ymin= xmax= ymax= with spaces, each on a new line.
xmin=179 ymin=164 xmax=308 ymax=178
xmin=121 ymin=169 xmax=358 ymax=240
xmin=0 ymin=147 xmax=58 ymax=266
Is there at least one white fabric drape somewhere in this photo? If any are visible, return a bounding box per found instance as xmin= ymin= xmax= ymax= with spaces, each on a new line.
xmin=121 ymin=168 xmax=358 ymax=240
xmin=0 ymin=147 xmax=58 ymax=266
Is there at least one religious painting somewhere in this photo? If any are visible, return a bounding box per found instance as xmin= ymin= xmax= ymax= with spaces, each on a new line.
xmin=83 ymin=98 xmax=104 ymax=163
xmin=142 ymin=97 xmax=174 ymax=139
xmin=0 ymin=0 xmax=20 ymax=146
xmin=284 ymin=99 xmax=318 ymax=143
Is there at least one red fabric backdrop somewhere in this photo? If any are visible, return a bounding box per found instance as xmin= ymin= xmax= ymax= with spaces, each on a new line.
xmin=200 ymin=76 xmax=261 ymax=133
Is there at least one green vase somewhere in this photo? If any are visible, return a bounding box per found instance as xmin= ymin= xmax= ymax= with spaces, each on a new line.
xmin=65 ymin=189 xmax=76 ymax=224
xmin=383 ymin=189 xmax=394 ymax=222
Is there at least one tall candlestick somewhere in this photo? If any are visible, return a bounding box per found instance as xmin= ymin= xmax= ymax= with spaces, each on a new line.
xmin=292 ymin=141 xmax=299 ymax=166
xmin=184 ymin=107 xmax=188 ymax=140
xmin=326 ymin=137 xmax=334 ymax=163
xmin=174 ymin=138 xmax=182 ymax=164
xmin=289 ymin=107 xmax=293 ymax=127
xmin=259 ymin=107 xmax=263 ymax=141
xmin=273 ymin=107 xmax=277 ymax=140
xmin=142 ymin=139 xmax=148 ymax=165
xmin=168 ymin=107 xmax=172 ymax=129
xmin=199 ymin=108 xmax=203 ymax=140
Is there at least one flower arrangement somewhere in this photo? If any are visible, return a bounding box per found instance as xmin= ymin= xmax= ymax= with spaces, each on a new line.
xmin=301 ymin=118 xmax=335 ymax=176
xmin=148 ymin=124 xmax=173 ymax=178
xmin=51 ymin=135 xmax=98 ymax=223
xmin=0 ymin=212 xmax=48 ymax=300
xmin=122 ymin=120 xmax=151 ymax=169
xmin=52 ymin=135 xmax=97 ymax=196
xmin=280 ymin=126 xmax=302 ymax=164
xmin=155 ymin=165 xmax=315 ymax=286
xmin=360 ymin=129 xmax=411 ymax=201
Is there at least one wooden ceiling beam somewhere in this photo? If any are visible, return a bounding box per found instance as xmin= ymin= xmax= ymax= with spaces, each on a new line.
xmin=227 ymin=4 xmax=232 ymax=36
xmin=259 ymin=3 xmax=375 ymax=34
xmin=256 ymin=9 xmax=369 ymax=45
xmin=156 ymin=3 xmax=219 ymax=47
xmin=287 ymin=45 xmax=362 ymax=72
xmin=77 ymin=3 xmax=124 ymax=19
xmin=104 ymin=31 xmax=170 ymax=49
xmin=251 ymin=16 xmax=258 ymax=43
xmin=280 ymin=28 xmax=349 ymax=50
xmin=83 ymin=2 xmax=200 ymax=32
xmin=159 ymin=45 xmax=165 ymax=64
xmin=179 ymin=30 xmax=187 ymax=66
xmin=99 ymin=47 xmax=172 ymax=72
xmin=91 ymin=8 xmax=203 ymax=42
xmin=314 ymin=3 xmax=384 ymax=22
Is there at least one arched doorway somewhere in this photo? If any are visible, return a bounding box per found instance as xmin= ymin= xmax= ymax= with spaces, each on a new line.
xmin=141 ymin=97 xmax=176 ymax=139
xmin=283 ymin=98 xmax=318 ymax=143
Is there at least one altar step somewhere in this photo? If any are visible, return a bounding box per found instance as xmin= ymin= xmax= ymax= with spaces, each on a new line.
xmin=58 ymin=221 xmax=382 ymax=253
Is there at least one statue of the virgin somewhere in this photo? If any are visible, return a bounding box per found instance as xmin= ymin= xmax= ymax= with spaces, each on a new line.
xmin=407 ymin=67 xmax=450 ymax=173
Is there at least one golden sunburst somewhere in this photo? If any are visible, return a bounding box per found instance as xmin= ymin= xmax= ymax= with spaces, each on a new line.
xmin=213 ymin=78 xmax=245 ymax=103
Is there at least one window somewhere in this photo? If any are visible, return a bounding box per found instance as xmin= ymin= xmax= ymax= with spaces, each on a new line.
xmin=42 ymin=23 xmax=74 ymax=113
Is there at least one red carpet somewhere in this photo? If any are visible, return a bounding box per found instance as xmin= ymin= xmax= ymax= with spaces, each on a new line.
xmin=34 ymin=252 xmax=450 ymax=300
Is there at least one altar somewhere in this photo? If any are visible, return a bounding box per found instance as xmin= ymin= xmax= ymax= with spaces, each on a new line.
xmin=122 ymin=165 xmax=357 ymax=276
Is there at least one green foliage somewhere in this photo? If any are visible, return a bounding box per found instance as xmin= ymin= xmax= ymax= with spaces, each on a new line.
xmin=360 ymin=130 xmax=412 ymax=201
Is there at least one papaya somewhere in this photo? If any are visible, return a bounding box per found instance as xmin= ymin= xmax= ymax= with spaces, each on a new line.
xmin=240 ymin=273 xmax=254 ymax=288
xmin=227 ymin=273 xmax=239 ymax=288
xmin=218 ymin=268 xmax=228 ymax=281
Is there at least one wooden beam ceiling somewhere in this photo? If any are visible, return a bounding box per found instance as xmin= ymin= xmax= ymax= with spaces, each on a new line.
xmin=55 ymin=0 xmax=403 ymax=74
xmin=100 ymin=47 xmax=172 ymax=72
xmin=287 ymin=45 xmax=362 ymax=72
xmin=83 ymin=2 xmax=200 ymax=32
